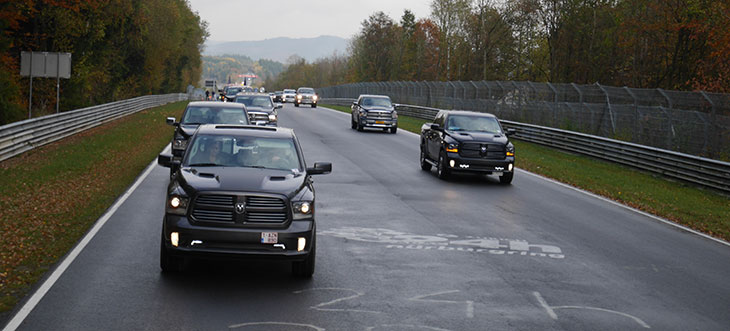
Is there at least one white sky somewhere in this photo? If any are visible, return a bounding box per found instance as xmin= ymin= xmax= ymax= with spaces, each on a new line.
xmin=187 ymin=0 xmax=433 ymax=41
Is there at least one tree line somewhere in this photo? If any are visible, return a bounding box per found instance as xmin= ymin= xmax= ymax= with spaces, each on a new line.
xmin=0 ymin=0 xmax=208 ymax=125
xmin=268 ymin=0 xmax=729 ymax=94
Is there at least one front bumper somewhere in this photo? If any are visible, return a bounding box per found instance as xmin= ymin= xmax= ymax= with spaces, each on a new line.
xmin=359 ymin=117 xmax=398 ymax=128
xmin=445 ymin=153 xmax=515 ymax=174
xmin=295 ymin=97 xmax=317 ymax=104
xmin=162 ymin=214 xmax=315 ymax=261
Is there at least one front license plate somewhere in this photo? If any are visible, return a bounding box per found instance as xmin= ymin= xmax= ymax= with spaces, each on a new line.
xmin=375 ymin=120 xmax=385 ymax=124
xmin=261 ymin=232 xmax=278 ymax=244
xmin=494 ymin=172 xmax=503 ymax=176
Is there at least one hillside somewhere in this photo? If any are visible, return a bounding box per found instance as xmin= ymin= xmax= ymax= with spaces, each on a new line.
xmin=203 ymin=35 xmax=348 ymax=63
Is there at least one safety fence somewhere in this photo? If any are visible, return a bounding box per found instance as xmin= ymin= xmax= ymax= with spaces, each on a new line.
xmin=0 ymin=93 xmax=188 ymax=162
xmin=318 ymin=81 xmax=730 ymax=161
xmin=321 ymin=98 xmax=730 ymax=193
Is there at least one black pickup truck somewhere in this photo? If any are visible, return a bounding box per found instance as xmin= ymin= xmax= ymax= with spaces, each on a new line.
xmin=420 ymin=110 xmax=515 ymax=183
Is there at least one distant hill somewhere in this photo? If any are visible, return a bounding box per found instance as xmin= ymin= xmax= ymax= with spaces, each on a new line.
xmin=203 ymin=35 xmax=349 ymax=63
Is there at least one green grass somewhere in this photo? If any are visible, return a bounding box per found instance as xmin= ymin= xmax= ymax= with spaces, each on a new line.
xmin=322 ymin=103 xmax=730 ymax=241
xmin=0 ymin=101 xmax=186 ymax=312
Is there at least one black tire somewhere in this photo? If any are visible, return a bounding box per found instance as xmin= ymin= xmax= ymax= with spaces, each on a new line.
xmin=499 ymin=172 xmax=514 ymax=184
xmin=160 ymin=232 xmax=184 ymax=272
xmin=311 ymin=103 xmax=317 ymax=108
xmin=292 ymin=235 xmax=316 ymax=278
xmin=420 ymin=149 xmax=432 ymax=171
xmin=351 ymin=118 xmax=357 ymax=129
xmin=390 ymin=126 xmax=397 ymax=134
xmin=437 ymin=152 xmax=450 ymax=180
xmin=295 ymin=103 xmax=300 ymax=107
xmin=357 ymin=122 xmax=364 ymax=132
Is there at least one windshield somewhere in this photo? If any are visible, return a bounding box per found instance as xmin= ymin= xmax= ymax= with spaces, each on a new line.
xmin=225 ymin=87 xmax=243 ymax=94
xmin=284 ymin=89 xmax=295 ymax=94
xmin=298 ymin=88 xmax=314 ymax=94
xmin=235 ymin=96 xmax=273 ymax=108
xmin=446 ymin=115 xmax=502 ymax=134
xmin=361 ymin=97 xmax=392 ymax=107
xmin=184 ymin=134 xmax=302 ymax=171
xmin=180 ymin=106 xmax=249 ymax=125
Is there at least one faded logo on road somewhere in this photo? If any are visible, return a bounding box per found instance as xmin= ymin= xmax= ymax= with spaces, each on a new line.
xmin=320 ymin=227 xmax=565 ymax=259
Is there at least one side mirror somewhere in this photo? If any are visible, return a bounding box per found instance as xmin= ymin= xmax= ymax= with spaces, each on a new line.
xmin=158 ymin=153 xmax=178 ymax=168
xmin=430 ymin=123 xmax=442 ymax=131
xmin=166 ymin=117 xmax=177 ymax=126
xmin=506 ymin=128 xmax=516 ymax=136
xmin=307 ymin=162 xmax=332 ymax=175
xmin=275 ymin=103 xmax=283 ymax=109
xmin=352 ymin=102 xmax=358 ymax=106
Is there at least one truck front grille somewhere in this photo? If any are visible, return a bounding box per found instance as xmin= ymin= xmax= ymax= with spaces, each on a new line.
xmin=460 ymin=142 xmax=506 ymax=159
xmin=191 ymin=194 xmax=288 ymax=224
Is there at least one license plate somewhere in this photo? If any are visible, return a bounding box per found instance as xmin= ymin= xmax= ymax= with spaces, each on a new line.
xmin=261 ymin=232 xmax=278 ymax=244
xmin=494 ymin=172 xmax=503 ymax=176
xmin=375 ymin=121 xmax=385 ymax=124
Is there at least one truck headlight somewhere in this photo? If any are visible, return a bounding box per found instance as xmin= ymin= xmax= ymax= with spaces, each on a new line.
xmin=312 ymin=95 xmax=318 ymax=100
xmin=506 ymin=143 xmax=515 ymax=156
xmin=392 ymin=111 xmax=398 ymax=119
xmin=172 ymin=139 xmax=188 ymax=150
xmin=292 ymin=201 xmax=313 ymax=220
xmin=268 ymin=114 xmax=277 ymax=121
xmin=446 ymin=143 xmax=459 ymax=153
xmin=166 ymin=195 xmax=189 ymax=215
xmin=297 ymin=94 xmax=302 ymax=99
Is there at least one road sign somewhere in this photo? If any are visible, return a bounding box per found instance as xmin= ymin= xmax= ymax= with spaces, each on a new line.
xmin=20 ymin=52 xmax=71 ymax=78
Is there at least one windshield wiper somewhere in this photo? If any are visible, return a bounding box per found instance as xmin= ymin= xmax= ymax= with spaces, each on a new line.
xmin=188 ymin=163 xmax=222 ymax=167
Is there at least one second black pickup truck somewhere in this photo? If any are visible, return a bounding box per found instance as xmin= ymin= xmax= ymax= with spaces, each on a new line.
xmin=420 ymin=110 xmax=515 ymax=183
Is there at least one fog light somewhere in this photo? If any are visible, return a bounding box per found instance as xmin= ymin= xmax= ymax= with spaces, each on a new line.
xmin=170 ymin=196 xmax=181 ymax=208
xmin=508 ymin=163 xmax=513 ymax=171
xmin=297 ymin=237 xmax=306 ymax=252
xmin=449 ymin=160 xmax=455 ymax=168
xmin=171 ymin=232 xmax=179 ymax=247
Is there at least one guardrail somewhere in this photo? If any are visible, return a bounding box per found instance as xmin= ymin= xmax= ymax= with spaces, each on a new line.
xmin=0 ymin=93 xmax=188 ymax=162
xmin=321 ymin=98 xmax=730 ymax=193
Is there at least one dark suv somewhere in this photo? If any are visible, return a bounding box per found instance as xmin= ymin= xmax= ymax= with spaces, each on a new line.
xmin=157 ymin=125 xmax=332 ymax=277
xmin=166 ymin=101 xmax=249 ymax=166
xmin=420 ymin=110 xmax=515 ymax=183
xmin=350 ymin=94 xmax=398 ymax=133
xmin=234 ymin=92 xmax=282 ymax=126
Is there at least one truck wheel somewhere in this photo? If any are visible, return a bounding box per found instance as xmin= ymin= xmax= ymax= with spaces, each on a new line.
xmin=295 ymin=103 xmax=300 ymax=107
xmin=292 ymin=235 xmax=316 ymax=278
xmin=437 ymin=152 xmax=450 ymax=179
xmin=420 ymin=150 xmax=432 ymax=171
xmin=499 ymin=172 xmax=514 ymax=184
xmin=160 ymin=232 xmax=184 ymax=272
xmin=357 ymin=122 xmax=364 ymax=132
xmin=390 ymin=126 xmax=397 ymax=134
xmin=311 ymin=103 xmax=317 ymax=108
xmin=351 ymin=118 xmax=357 ymax=129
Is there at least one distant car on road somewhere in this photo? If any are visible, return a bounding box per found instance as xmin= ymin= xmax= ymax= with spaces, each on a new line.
xmin=222 ymin=86 xmax=245 ymax=102
xmin=235 ymin=92 xmax=282 ymax=126
xmin=273 ymin=91 xmax=283 ymax=103
xmin=420 ymin=110 xmax=515 ymax=183
xmin=350 ymin=94 xmax=398 ymax=133
xmin=157 ymin=124 xmax=332 ymax=277
xmin=295 ymin=87 xmax=318 ymax=108
xmin=166 ymin=101 xmax=250 ymax=167
xmin=282 ymin=89 xmax=296 ymax=103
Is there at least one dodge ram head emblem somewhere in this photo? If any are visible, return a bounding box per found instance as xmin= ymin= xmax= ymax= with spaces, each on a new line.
xmin=235 ymin=202 xmax=246 ymax=214
xmin=480 ymin=146 xmax=488 ymax=153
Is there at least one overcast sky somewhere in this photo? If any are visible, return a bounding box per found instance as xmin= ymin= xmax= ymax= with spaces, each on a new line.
xmin=187 ymin=0 xmax=433 ymax=42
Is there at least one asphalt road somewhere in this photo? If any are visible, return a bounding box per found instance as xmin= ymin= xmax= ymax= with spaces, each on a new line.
xmin=5 ymin=103 xmax=730 ymax=331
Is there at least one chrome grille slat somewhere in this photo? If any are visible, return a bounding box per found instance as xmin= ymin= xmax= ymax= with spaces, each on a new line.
xmin=460 ymin=142 xmax=505 ymax=159
xmin=191 ymin=194 xmax=288 ymax=224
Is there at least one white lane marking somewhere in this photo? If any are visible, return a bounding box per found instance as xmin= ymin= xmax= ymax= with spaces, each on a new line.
xmin=533 ymin=291 xmax=558 ymax=320
xmin=293 ymin=287 xmax=382 ymax=314
xmin=517 ymin=169 xmax=730 ymax=248
xmin=365 ymin=324 xmax=452 ymax=331
xmin=2 ymin=146 xmax=168 ymax=331
xmin=408 ymin=290 xmax=474 ymax=318
xmin=534 ymin=291 xmax=650 ymax=328
xmin=229 ymin=322 xmax=325 ymax=330
xmin=322 ymin=104 xmax=729 ymax=247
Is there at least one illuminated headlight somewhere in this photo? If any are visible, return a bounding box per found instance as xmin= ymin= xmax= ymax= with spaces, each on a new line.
xmin=172 ymin=139 xmax=188 ymax=150
xmin=297 ymin=94 xmax=302 ymax=99
xmin=292 ymin=201 xmax=313 ymax=220
xmin=166 ymin=195 xmax=189 ymax=215
xmin=312 ymin=95 xmax=318 ymax=100
xmin=171 ymin=232 xmax=179 ymax=247
xmin=508 ymin=163 xmax=513 ymax=171
xmin=268 ymin=114 xmax=277 ymax=121
xmin=506 ymin=143 xmax=515 ymax=156
xmin=297 ymin=237 xmax=306 ymax=252
xmin=446 ymin=143 xmax=458 ymax=153
xmin=449 ymin=160 xmax=455 ymax=167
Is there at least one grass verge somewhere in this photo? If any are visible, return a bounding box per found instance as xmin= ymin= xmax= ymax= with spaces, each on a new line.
xmin=0 ymin=101 xmax=186 ymax=313
xmin=322 ymin=103 xmax=730 ymax=241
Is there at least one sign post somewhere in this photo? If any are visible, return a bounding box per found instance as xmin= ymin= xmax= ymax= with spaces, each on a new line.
xmin=20 ymin=51 xmax=72 ymax=118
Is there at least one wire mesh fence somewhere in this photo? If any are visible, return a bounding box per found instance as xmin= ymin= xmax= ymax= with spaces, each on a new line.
xmin=318 ymin=81 xmax=730 ymax=161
